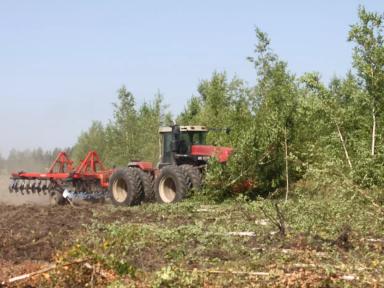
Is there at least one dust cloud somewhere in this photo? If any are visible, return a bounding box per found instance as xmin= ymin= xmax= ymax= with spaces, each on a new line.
xmin=0 ymin=175 xmax=49 ymax=205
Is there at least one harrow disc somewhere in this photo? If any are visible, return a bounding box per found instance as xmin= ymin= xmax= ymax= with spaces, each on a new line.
xmin=13 ymin=180 xmax=20 ymax=193
xmin=25 ymin=180 xmax=32 ymax=194
xmin=31 ymin=180 xmax=37 ymax=194
xmin=9 ymin=180 xmax=15 ymax=193
xmin=41 ymin=180 xmax=49 ymax=195
xmin=20 ymin=181 xmax=25 ymax=193
xmin=36 ymin=180 xmax=43 ymax=194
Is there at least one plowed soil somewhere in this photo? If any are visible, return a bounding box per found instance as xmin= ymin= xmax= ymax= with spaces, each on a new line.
xmin=0 ymin=203 xmax=97 ymax=281
xmin=0 ymin=176 xmax=109 ymax=282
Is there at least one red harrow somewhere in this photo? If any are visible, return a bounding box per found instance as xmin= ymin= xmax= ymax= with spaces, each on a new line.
xmin=9 ymin=151 xmax=112 ymax=204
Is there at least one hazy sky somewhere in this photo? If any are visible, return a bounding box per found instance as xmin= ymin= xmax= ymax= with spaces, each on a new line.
xmin=0 ymin=0 xmax=382 ymax=156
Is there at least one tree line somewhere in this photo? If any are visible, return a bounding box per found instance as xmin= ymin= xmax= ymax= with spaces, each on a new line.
xmin=3 ymin=7 xmax=384 ymax=199
xmin=0 ymin=148 xmax=71 ymax=174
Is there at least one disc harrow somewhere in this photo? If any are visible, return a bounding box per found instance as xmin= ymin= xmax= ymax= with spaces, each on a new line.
xmin=9 ymin=151 xmax=112 ymax=204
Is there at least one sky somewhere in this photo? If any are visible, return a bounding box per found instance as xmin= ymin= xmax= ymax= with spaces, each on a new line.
xmin=0 ymin=0 xmax=382 ymax=156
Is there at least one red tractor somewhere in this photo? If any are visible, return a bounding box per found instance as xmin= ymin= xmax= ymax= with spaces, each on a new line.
xmin=109 ymin=125 xmax=233 ymax=205
xmin=8 ymin=125 xmax=233 ymax=205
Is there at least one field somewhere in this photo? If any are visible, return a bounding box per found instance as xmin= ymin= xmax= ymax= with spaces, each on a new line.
xmin=0 ymin=175 xmax=383 ymax=287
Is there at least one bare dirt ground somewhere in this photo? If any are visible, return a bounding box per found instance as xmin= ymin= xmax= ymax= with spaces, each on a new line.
xmin=0 ymin=203 xmax=96 ymax=282
xmin=0 ymin=175 xmax=98 ymax=282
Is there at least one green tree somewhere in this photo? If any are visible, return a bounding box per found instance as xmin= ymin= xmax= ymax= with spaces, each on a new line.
xmin=105 ymin=86 xmax=140 ymax=166
xmin=177 ymin=96 xmax=201 ymax=124
xmin=103 ymin=87 xmax=172 ymax=167
xmin=72 ymin=121 xmax=107 ymax=164
xmin=299 ymin=73 xmax=356 ymax=170
xmin=248 ymin=29 xmax=298 ymax=200
xmin=136 ymin=92 xmax=173 ymax=165
xmin=205 ymin=29 xmax=299 ymax=199
xmin=349 ymin=6 xmax=384 ymax=156
xmin=179 ymin=72 xmax=252 ymax=147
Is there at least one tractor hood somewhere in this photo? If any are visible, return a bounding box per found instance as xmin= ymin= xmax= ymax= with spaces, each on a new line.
xmin=190 ymin=145 xmax=233 ymax=163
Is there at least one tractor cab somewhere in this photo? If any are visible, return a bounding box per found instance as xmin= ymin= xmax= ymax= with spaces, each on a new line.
xmin=158 ymin=125 xmax=233 ymax=168
xmin=159 ymin=125 xmax=208 ymax=168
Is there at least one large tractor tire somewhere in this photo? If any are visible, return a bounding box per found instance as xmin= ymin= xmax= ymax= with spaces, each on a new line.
xmin=132 ymin=168 xmax=155 ymax=203
xmin=109 ymin=168 xmax=142 ymax=206
xmin=155 ymin=165 xmax=187 ymax=203
xmin=180 ymin=164 xmax=202 ymax=192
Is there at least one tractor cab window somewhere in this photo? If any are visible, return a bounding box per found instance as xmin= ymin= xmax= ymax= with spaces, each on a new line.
xmin=178 ymin=131 xmax=207 ymax=154
xmin=191 ymin=131 xmax=207 ymax=145
xmin=178 ymin=133 xmax=190 ymax=154
xmin=161 ymin=132 xmax=173 ymax=164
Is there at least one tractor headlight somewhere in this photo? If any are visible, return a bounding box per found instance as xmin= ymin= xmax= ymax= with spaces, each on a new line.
xmin=197 ymin=156 xmax=210 ymax=161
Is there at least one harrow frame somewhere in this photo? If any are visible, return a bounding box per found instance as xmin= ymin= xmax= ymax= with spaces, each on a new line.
xmin=9 ymin=151 xmax=112 ymax=197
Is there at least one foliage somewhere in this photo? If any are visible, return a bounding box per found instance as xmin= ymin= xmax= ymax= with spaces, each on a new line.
xmin=152 ymin=265 xmax=202 ymax=288
xmin=72 ymin=121 xmax=107 ymax=164
xmin=203 ymin=29 xmax=299 ymax=196
xmin=70 ymin=87 xmax=171 ymax=167
xmin=104 ymin=88 xmax=172 ymax=167
xmin=202 ymin=7 xmax=384 ymax=196
xmin=348 ymin=6 xmax=384 ymax=113
xmin=349 ymin=6 xmax=384 ymax=156
xmin=104 ymin=86 xmax=141 ymax=166
xmin=67 ymin=6 xmax=384 ymax=195
xmin=178 ymin=71 xmax=253 ymax=147
xmin=135 ymin=92 xmax=173 ymax=164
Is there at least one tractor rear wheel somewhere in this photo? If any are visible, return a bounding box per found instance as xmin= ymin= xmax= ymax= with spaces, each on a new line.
xmin=109 ymin=168 xmax=142 ymax=206
xmin=155 ymin=165 xmax=187 ymax=203
xmin=132 ymin=168 xmax=155 ymax=203
xmin=180 ymin=164 xmax=202 ymax=192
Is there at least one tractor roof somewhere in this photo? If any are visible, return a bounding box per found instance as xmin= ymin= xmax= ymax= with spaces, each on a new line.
xmin=159 ymin=125 xmax=208 ymax=133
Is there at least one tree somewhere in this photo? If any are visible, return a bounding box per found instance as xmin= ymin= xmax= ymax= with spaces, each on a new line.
xmin=300 ymin=73 xmax=356 ymax=170
xmin=179 ymin=72 xmax=252 ymax=147
xmin=349 ymin=7 xmax=384 ymax=156
xmin=248 ymin=29 xmax=298 ymax=200
xmin=204 ymin=29 xmax=299 ymax=198
xmin=105 ymin=86 xmax=140 ymax=166
xmin=102 ymin=87 xmax=172 ymax=167
xmin=177 ymin=96 xmax=202 ymax=124
xmin=72 ymin=121 xmax=107 ymax=164
xmin=136 ymin=92 xmax=172 ymax=164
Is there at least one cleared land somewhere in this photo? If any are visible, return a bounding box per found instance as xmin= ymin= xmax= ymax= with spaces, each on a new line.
xmin=0 ymin=175 xmax=383 ymax=287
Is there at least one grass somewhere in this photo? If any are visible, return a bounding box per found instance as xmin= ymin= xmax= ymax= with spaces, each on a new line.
xmin=38 ymin=186 xmax=384 ymax=288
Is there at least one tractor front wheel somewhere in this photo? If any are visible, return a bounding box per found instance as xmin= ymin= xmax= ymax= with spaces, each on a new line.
xmin=155 ymin=165 xmax=187 ymax=203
